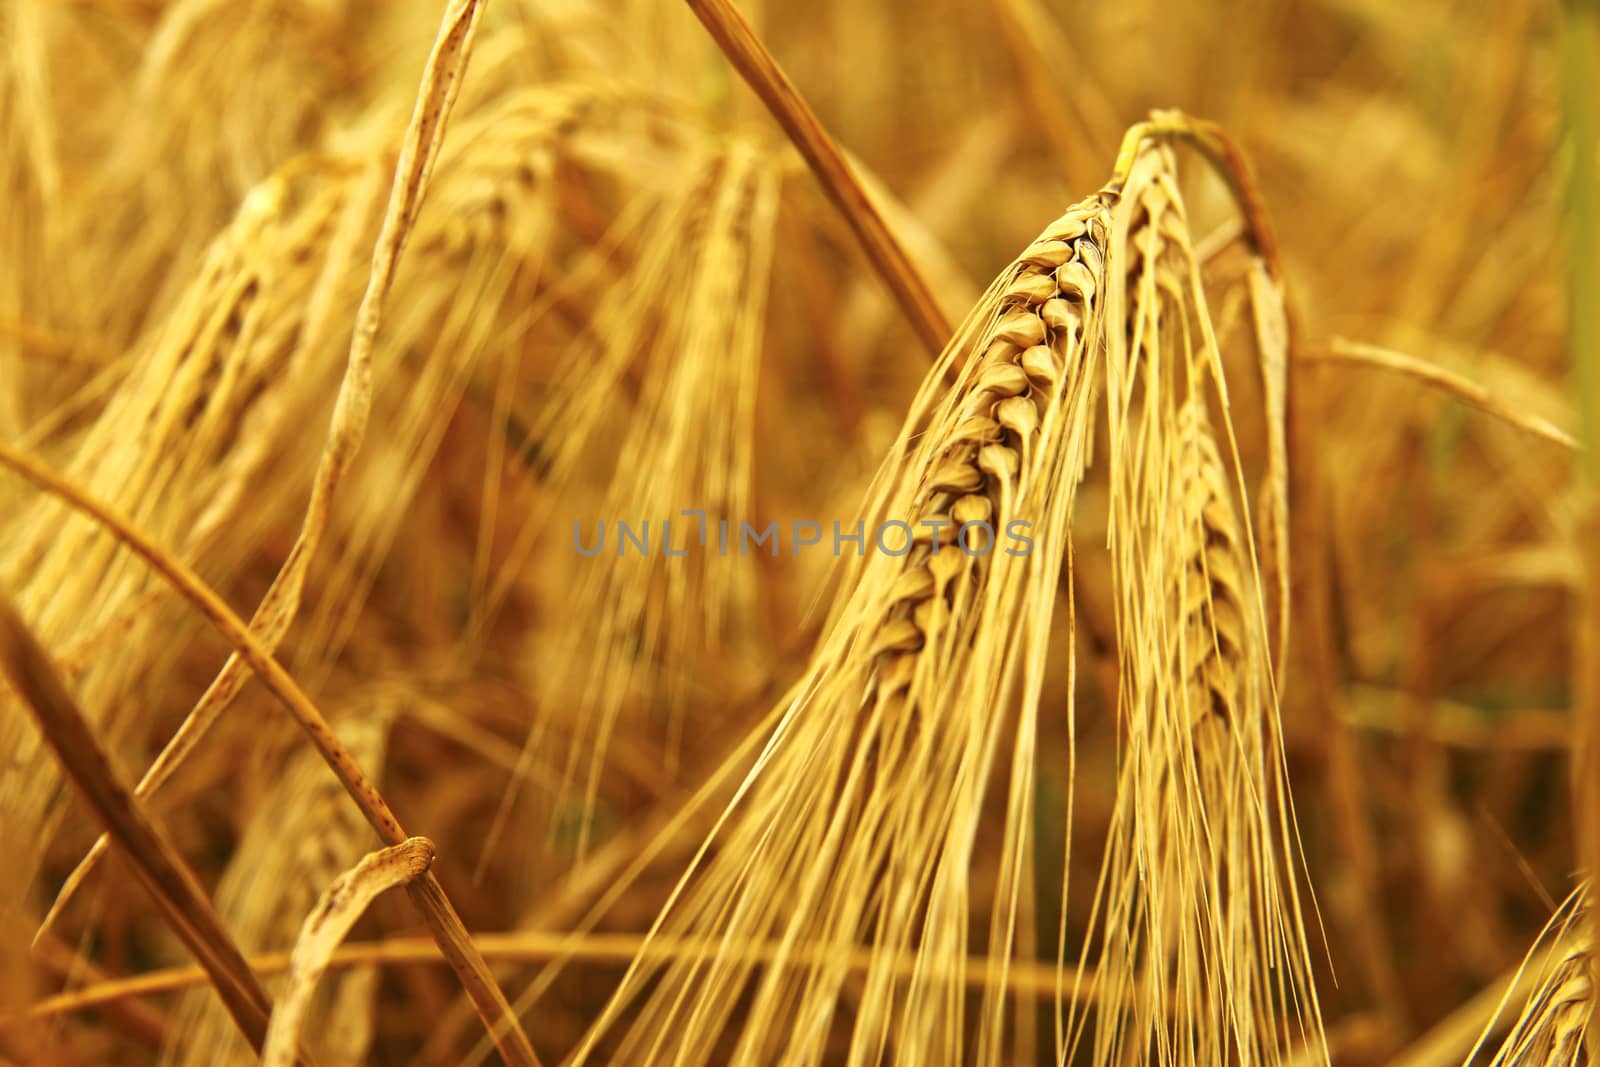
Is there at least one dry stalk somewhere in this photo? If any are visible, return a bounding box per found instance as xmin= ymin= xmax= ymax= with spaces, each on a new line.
xmin=684 ymin=0 xmax=952 ymax=356
xmin=8 ymin=931 xmax=1125 ymax=1031
xmin=1312 ymin=339 xmax=1579 ymax=451
xmin=260 ymin=838 xmax=437 ymax=1067
xmin=6 ymin=2 xmax=544 ymax=1062
xmin=0 ymin=443 xmax=539 ymax=1066
xmin=0 ymin=594 xmax=282 ymax=1059
xmin=98 ymin=0 xmax=487 ymax=864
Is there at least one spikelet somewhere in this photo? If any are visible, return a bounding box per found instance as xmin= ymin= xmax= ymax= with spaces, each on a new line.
xmin=2 ymin=161 xmax=370 ymax=929
xmin=82 ymin=0 xmax=352 ymax=351
xmin=479 ymin=137 xmax=780 ymax=864
xmin=158 ymin=705 xmax=395 ymax=1067
xmin=565 ymin=152 xmax=1131 ymax=1065
xmin=1475 ymin=889 xmax=1592 ymax=1067
xmin=33 ymin=79 xmax=597 ymax=936
xmin=1073 ymin=142 xmax=1324 ymax=1065
xmin=287 ymin=83 xmax=597 ymax=682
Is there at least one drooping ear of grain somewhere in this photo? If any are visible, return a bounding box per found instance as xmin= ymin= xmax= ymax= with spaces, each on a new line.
xmin=35 ymin=81 xmax=595 ymax=940
xmin=1474 ymin=890 xmax=1591 ymax=1067
xmin=480 ymin=139 xmax=781 ymax=867
xmin=1071 ymin=142 xmax=1325 ymax=1066
xmin=3 ymin=164 xmax=371 ymax=945
xmin=560 ymin=165 xmax=1129 ymax=1066
xmin=158 ymin=708 xmax=395 ymax=1067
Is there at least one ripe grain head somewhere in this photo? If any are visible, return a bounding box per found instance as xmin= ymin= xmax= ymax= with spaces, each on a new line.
xmin=558 ymin=161 xmax=1122 ymax=1065
xmin=1071 ymin=139 xmax=1324 ymax=1066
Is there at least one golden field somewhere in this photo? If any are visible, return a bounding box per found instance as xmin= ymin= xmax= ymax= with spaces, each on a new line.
xmin=0 ymin=1 xmax=1596 ymax=1064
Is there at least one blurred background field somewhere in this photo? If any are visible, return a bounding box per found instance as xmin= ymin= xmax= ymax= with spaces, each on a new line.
xmin=0 ymin=1 xmax=1593 ymax=1064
